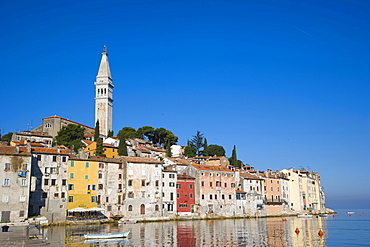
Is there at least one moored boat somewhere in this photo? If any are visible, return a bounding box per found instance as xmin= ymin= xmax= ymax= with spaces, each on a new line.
xmin=297 ymin=213 xmax=313 ymax=218
xmin=84 ymin=231 xmax=130 ymax=239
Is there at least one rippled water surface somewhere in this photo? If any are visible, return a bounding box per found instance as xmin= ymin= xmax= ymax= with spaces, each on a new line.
xmin=44 ymin=209 xmax=370 ymax=246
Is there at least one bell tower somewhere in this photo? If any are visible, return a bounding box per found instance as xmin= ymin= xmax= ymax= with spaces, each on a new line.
xmin=94 ymin=46 xmax=113 ymax=137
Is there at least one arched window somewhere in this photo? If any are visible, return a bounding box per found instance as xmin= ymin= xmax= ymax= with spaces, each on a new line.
xmin=128 ymin=205 xmax=133 ymax=211
xmin=140 ymin=204 xmax=145 ymax=214
xmin=104 ymin=88 xmax=107 ymax=95
xmin=155 ymin=205 xmax=159 ymax=211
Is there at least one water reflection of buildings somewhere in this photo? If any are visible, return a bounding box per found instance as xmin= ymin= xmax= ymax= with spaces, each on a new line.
xmin=45 ymin=216 xmax=328 ymax=246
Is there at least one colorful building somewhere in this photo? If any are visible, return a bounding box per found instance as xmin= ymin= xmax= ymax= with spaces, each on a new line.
xmin=176 ymin=174 xmax=195 ymax=215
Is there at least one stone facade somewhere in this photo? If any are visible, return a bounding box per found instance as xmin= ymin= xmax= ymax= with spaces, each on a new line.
xmin=0 ymin=147 xmax=32 ymax=223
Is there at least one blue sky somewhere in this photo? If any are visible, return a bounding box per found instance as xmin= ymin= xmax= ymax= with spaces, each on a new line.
xmin=1 ymin=0 xmax=369 ymax=209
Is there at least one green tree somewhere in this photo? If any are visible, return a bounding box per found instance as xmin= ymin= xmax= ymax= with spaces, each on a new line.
xmin=94 ymin=121 xmax=100 ymax=141
xmin=153 ymin=128 xmax=178 ymax=147
xmin=118 ymin=133 xmax=127 ymax=156
xmin=95 ymin=137 xmax=104 ymax=157
xmin=117 ymin=127 xmax=141 ymax=139
xmin=229 ymin=145 xmax=240 ymax=168
xmin=0 ymin=132 xmax=13 ymax=144
xmin=184 ymin=145 xmax=196 ymax=158
xmin=137 ymin=126 xmax=155 ymax=141
xmin=107 ymin=130 xmax=114 ymax=138
xmin=202 ymin=138 xmax=208 ymax=156
xmin=165 ymin=140 xmax=172 ymax=157
xmin=206 ymin=144 xmax=225 ymax=156
xmin=190 ymin=131 xmax=204 ymax=155
xmin=55 ymin=124 xmax=85 ymax=152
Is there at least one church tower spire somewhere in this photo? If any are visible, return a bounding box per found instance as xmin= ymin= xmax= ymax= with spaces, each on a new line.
xmin=94 ymin=46 xmax=114 ymax=137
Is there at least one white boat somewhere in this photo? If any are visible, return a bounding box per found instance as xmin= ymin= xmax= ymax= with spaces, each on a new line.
xmin=347 ymin=211 xmax=355 ymax=214
xmin=297 ymin=213 xmax=313 ymax=218
xmin=84 ymin=231 xmax=130 ymax=239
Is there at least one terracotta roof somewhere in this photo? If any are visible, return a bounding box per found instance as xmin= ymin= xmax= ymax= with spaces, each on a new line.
xmin=146 ymin=147 xmax=165 ymax=152
xmin=121 ymin=156 xmax=163 ymax=164
xmin=69 ymin=155 xmax=122 ymax=163
xmin=191 ymin=164 xmax=234 ymax=172
xmin=0 ymin=146 xmax=31 ymax=156
xmin=82 ymin=140 xmax=94 ymax=145
xmin=236 ymin=190 xmax=247 ymax=194
xmin=239 ymin=172 xmax=262 ymax=180
xmin=31 ymin=147 xmax=69 ymax=155
xmin=103 ymin=143 xmax=117 ymax=148
xmin=43 ymin=116 xmax=94 ymax=130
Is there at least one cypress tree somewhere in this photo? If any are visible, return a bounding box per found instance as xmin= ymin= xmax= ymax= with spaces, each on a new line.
xmin=118 ymin=134 xmax=128 ymax=156
xmin=94 ymin=121 xmax=100 ymax=141
xmin=203 ymin=138 xmax=208 ymax=156
xmin=231 ymin=145 xmax=238 ymax=168
xmin=166 ymin=140 xmax=172 ymax=157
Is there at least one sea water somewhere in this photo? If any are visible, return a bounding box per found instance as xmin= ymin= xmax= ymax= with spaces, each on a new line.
xmin=45 ymin=208 xmax=370 ymax=246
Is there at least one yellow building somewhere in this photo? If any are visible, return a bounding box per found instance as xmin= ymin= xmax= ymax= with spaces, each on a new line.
xmin=67 ymin=157 xmax=99 ymax=210
xmin=84 ymin=141 xmax=119 ymax=158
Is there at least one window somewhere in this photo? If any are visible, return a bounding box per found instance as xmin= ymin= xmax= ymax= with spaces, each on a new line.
xmin=177 ymin=193 xmax=180 ymax=198
xmin=92 ymin=185 xmax=96 ymax=190
xmin=141 ymin=192 xmax=145 ymax=198
xmin=3 ymin=179 xmax=10 ymax=186
xmin=68 ymin=184 xmax=74 ymax=190
xmin=128 ymin=180 xmax=133 ymax=186
xmin=20 ymin=195 xmax=26 ymax=202
xmin=169 ymin=174 xmax=175 ymax=178
xmin=87 ymin=185 xmax=91 ymax=190
xmin=19 ymin=210 xmax=25 ymax=217
xmin=2 ymin=195 xmax=9 ymax=203
xmin=202 ymin=194 xmax=205 ymax=199
xmin=51 ymin=167 xmax=57 ymax=174
xmin=22 ymin=164 xmax=28 ymax=170
xmin=37 ymin=155 xmax=41 ymax=161
xmin=98 ymin=173 xmax=102 ymax=179
xmin=92 ymin=196 xmax=97 ymax=202
xmin=176 ymin=184 xmax=180 ymax=188
xmin=53 ymin=156 xmax=57 ymax=162
xmin=62 ymin=156 xmax=67 ymax=162
xmin=155 ymin=205 xmax=159 ymax=211
xmin=62 ymin=179 xmax=67 ymax=186
xmin=201 ymin=173 xmax=204 ymax=176
xmin=190 ymin=193 xmax=193 ymax=198
xmin=231 ymin=183 xmax=235 ymax=188
xmin=85 ymin=162 xmax=89 ymax=168
xmin=21 ymin=179 xmax=27 ymax=187
xmin=84 ymin=175 xmax=89 ymax=179
xmin=44 ymin=179 xmax=49 ymax=186
xmin=224 ymin=183 xmax=227 ymax=188
xmin=155 ymin=180 xmax=159 ymax=187
xmin=99 ymin=163 xmax=104 ymax=169
xmin=141 ymin=180 xmax=145 ymax=186
xmin=271 ymin=187 xmax=273 ymax=191
xmin=128 ymin=205 xmax=133 ymax=211
xmin=107 ymin=205 xmax=112 ymax=211
xmin=70 ymin=161 xmax=74 ymax=167
xmin=169 ymin=182 xmax=175 ymax=187
xmin=98 ymin=184 xmax=103 ymax=189
xmin=118 ymin=184 xmax=122 ymax=190
xmin=118 ymin=174 xmax=122 ymax=179
xmin=106 ymin=197 xmax=109 ymax=202
xmin=170 ymin=192 xmax=174 ymax=201
xmin=222 ymin=194 xmax=225 ymax=200
xmin=51 ymin=179 xmax=56 ymax=186
xmin=210 ymin=194 xmax=213 ymax=199
xmin=70 ymin=173 xmax=74 ymax=179
xmin=190 ymin=184 xmax=193 ymax=189
xmin=209 ymin=173 xmax=213 ymax=176
xmin=68 ymin=196 xmax=73 ymax=202
xmin=128 ymin=192 xmax=134 ymax=198
xmin=215 ymin=194 xmax=217 ymax=200
xmin=201 ymin=181 xmax=205 ymax=187
xmin=210 ymin=182 xmax=213 ymax=187
xmin=54 ymin=193 xmax=59 ymax=198
xmin=229 ymin=195 xmax=232 ymax=199
xmin=61 ymin=192 xmax=65 ymax=198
